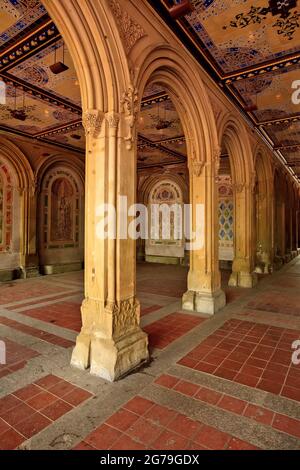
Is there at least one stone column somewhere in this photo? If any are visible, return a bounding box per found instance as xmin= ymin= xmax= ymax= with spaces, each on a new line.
xmin=182 ymin=151 xmax=226 ymax=315
xmin=229 ymin=179 xmax=257 ymax=288
xmin=71 ymin=102 xmax=148 ymax=381
xmin=20 ymin=185 xmax=39 ymax=278
xmin=255 ymin=190 xmax=273 ymax=274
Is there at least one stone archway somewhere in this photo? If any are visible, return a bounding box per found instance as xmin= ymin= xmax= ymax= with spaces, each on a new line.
xmin=0 ymin=137 xmax=35 ymax=281
xmin=36 ymin=157 xmax=85 ymax=275
xmin=217 ymin=114 xmax=257 ymax=288
xmin=254 ymin=146 xmax=274 ymax=274
xmin=135 ymin=45 xmax=226 ymax=315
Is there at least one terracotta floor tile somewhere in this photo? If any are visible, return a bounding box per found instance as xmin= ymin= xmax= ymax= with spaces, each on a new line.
xmin=194 ymin=425 xmax=231 ymax=450
xmin=243 ymin=404 xmax=274 ymax=425
xmin=85 ymin=424 xmax=121 ymax=450
xmin=218 ymin=396 xmax=247 ymax=415
xmin=126 ymin=417 xmax=162 ymax=445
xmin=152 ymin=429 xmax=189 ymax=450
xmin=26 ymin=391 xmax=58 ymax=411
xmin=195 ymin=387 xmax=223 ymax=405
xmin=41 ymin=399 xmax=73 ymax=421
xmin=144 ymin=403 xmax=177 ymax=427
xmin=106 ymin=408 xmax=140 ymax=431
xmin=174 ymin=380 xmax=199 ymax=397
xmin=0 ymin=428 xmax=25 ymax=450
xmin=14 ymin=413 xmax=51 ymax=439
xmin=154 ymin=374 xmax=180 ymax=389
xmin=63 ymin=388 xmax=92 ymax=406
xmin=123 ymin=396 xmax=154 ymax=416
xmin=1 ymin=402 xmax=34 ymax=426
xmin=167 ymin=414 xmax=202 ymax=440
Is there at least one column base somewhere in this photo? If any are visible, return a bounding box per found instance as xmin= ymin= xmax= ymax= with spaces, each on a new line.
xmin=90 ymin=328 xmax=148 ymax=381
xmin=20 ymin=266 xmax=40 ymax=279
xmin=182 ymin=289 xmax=226 ymax=315
xmin=70 ymin=330 xmax=91 ymax=371
xmin=228 ymin=271 xmax=258 ymax=288
xmin=71 ymin=327 xmax=149 ymax=382
xmin=284 ymin=253 xmax=292 ymax=263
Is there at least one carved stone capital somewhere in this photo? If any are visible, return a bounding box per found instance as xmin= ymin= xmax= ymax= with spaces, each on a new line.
xmin=105 ymin=112 xmax=120 ymax=129
xmin=108 ymin=0 xmax=146 ymax=55
xmin=82 ymin=110 xmax=105 ymax=138
xmin=191 ymin=160 xmax=205 ymax=177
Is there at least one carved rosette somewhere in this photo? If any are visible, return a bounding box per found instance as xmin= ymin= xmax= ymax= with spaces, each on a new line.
xmin=112 ymin=298 xmax=139 ymax=337
xmin=82 ymin=110 xmax=105 ymax=139
xmin=121 ymin=85 xmax=138 ymax=150
xmin=108 ymin=0 xmax=146 ymax=54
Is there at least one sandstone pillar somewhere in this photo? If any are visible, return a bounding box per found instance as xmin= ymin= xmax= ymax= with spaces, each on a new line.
xmin=182 ymin=153 xmax=226 ymax=315
xmin=229 ymin=181 xmax=257 ymax=288
xmin=71 ymin=104 xmax=148 ymax=381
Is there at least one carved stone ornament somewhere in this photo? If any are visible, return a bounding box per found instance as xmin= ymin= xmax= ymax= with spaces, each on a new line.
xmin=105 ymin=112 xmax=120 ymax=129
xmin=191 ymin=160 xmax=205 ymax=177
xmin=112 ymin=298 xmax=139 ymax=337
xmin=121 ymin=85 xmax=138 ymax=150
xmin=234 ymin=183 xmax=245 ymax=193
xmin=82 ymin=110 xmax=105 ymax=139
xmin=108 ymin=0 xmax=146 ymax=55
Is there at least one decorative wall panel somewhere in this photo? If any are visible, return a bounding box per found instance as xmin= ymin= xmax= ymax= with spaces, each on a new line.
xmin=218 ymin=175 xmax=234 ymax=261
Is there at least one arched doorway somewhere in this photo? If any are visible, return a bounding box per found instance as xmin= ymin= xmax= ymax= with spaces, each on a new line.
xmin=218 ymin=115 xmax=257 ymax=288
xmin=136 ymin=46 xmax=225 ymax=316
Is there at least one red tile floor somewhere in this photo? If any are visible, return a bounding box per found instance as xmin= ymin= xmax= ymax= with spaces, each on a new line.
xmin=19 ymin=301 xmax=82 ymax=332
xmin=144 ymin=312 xmax=204 ymax=350
xmin=0 ymin=375 xmax=92 ymax=449
xmin=179 ymin=319 xmax=300 ymax=399
xmin=74 ymin=396 xmax=259 ymax=450
xmin=155 ymin=374 xmax=300 ymax=439
xmin=0 ymin=338 xmax=40 ymax=379
xmin=0 ymin=260 xmax=300 ymax=450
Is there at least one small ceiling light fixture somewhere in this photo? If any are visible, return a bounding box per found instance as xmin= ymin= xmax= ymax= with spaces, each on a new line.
xmin=168 ymin=0 xmax=194 ymax=19
xmin=50 ymin=41 xmax=69 ymax=75
xmin=10 ymin=86 xmax=28 ymax=121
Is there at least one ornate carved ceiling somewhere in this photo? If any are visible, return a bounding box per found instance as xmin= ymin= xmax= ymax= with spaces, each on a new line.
xmin=151 ymin=0 xmax=300 ymax=181
xmin=0 ymin=0 xmax=187 ymax=171
xmin=2 ymin=0 xmax=299 ymax=179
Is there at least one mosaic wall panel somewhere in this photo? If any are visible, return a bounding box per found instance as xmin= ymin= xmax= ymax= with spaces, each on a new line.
xmin=218 ymin=175 xmax=234 ymax=261
xmin=41 ymin=169 xmax=80 ymax=250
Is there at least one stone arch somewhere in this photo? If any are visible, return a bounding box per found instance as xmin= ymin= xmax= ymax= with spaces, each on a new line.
xmin=135 ymin=45 xmax=225 ymax=314
xmin=217 ymin=113 xmax=257 ymax=287
xmin=36 ymin=156 xmax=84 ymax=275
xmin=0 ymin=137 xmax=34 ymax=280
xmin=139 ymin=173 xmax=188 ymax=206
xmin=253 ymin=145 xmax=274 ymax=273
xmin=136 ymin=45 xmax=220 ymax=168
xmin=42 ymin=0 xmax=130 ymax=112
xmin=137 ymin=173 xmax=188 ymax=265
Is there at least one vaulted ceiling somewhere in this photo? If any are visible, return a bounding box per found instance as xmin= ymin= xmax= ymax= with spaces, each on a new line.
xmin=0 ymin=0 xmax=187 ymax=171
xmin=150 ymin=0 xmax=300 ymax=181
xmin=1 ymin=0 xmax=300 ymax=180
